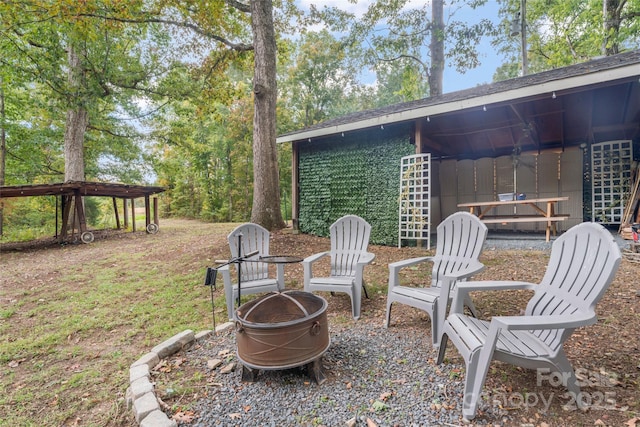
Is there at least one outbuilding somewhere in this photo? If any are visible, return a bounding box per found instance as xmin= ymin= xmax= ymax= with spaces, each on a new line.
xmin=277 ymin=50 xmax=640 ymax=246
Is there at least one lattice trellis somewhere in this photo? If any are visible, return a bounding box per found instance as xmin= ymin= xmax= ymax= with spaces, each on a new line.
xmin=592 ymin=140 xmax=633 ymax=224
xmin=398 ymin=153 xmax=431 ymax=248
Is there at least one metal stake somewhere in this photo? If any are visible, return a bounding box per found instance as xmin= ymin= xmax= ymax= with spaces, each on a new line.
xmin=237 ymin=233 xmax=243 ymax=308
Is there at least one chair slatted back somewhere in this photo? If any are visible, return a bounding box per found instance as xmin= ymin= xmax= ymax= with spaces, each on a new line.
xmin=329 ymin=215 xmax=372 ymax=277
xmin=431 ymin=212 xmax=488 ymax=288
xmin=526 ymin=222 xmax=621 ymax=351
xmin=228 ymin=223 xmax=270 ymax=281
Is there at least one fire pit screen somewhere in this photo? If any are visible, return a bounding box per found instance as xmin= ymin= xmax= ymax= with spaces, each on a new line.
xmin=235 ymin=290 xmax=330 ymax=384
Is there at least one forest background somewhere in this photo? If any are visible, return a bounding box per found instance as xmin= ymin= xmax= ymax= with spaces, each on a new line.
xmin=1 ymin=0 xmax=639 ymax=242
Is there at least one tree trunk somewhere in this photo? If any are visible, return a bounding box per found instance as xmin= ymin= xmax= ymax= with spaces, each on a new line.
xmin=602 ymin=0 xmax=621 ymax=55
xmin=64 ymin=45 xmax=88 ymax=182
xmin=0 ymin=77 xmax=5 ymax=236
xmin=249 ymin=0 xmax=285 ymax=230
xmin=428 ymin=0 xmax=445 ymax=96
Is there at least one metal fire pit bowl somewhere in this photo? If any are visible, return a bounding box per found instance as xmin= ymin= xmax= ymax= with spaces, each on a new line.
xmin=235 ymin=290 xmax=330 ymax=384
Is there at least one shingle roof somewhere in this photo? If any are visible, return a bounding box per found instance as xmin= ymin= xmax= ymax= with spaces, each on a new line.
xmin=278 ymin=49 xmax=640 ymax=143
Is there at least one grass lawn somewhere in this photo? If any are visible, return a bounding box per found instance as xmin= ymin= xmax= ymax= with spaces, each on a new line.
xmin=1 ymin=218 xmax=638 ymax=426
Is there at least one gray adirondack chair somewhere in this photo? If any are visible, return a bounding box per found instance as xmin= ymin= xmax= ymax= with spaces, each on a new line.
xmin=437 ymin=221 xmax=622 ymax=420
xmin=385 ymin=211 xmax=488 ymax=347
xmin=303 ymin=215 xmax=375 ymax=320
xmin=218 ymin=223 xmax=284 ymax=320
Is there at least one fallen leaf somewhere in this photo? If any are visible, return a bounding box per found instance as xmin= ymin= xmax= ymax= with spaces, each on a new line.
xmin=625 ymin=417 xmax=639 ymax=427
xmin=379 ymin=391 xmax=392 ymax=401
xmin=228 ymin=412 xmax=241 ymax=420
xmin=172 ymin=411 xmax=195 ymax=422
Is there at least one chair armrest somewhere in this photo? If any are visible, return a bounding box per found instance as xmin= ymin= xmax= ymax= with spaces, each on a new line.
xmin=354 ymin=252 xmax=375 ymax=287
xmin=450 ymin=280 xmax=537 ymax=314
xmin=492 ymin=312 xmax=597 ymax=331
xmin=388 ymin=256 xmax=434 ymax=290
xmin=356 ymin=252 xmax=375 ymax=266
xmin=302 ymin=251 xmax=330 ymax=265
xmin=456 ymin=280 xmax=537 ymax=292
xmin=303 ymin=251 xmax=330 ymax=287
xmin=389 ymin=256 xmax=434 ymax=271
xmin=443 ymin=260 xmax=485 ymax=280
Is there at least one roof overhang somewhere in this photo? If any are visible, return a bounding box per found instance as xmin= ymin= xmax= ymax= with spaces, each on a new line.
xmin=276 ymin=51 xmax=640 ymax=157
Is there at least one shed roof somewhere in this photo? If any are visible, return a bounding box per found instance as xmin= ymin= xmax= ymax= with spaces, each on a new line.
xmin=277 ymin=50 xmax=640 ymax=159
xmin=0 ymin=181 xmax=166 ymax=199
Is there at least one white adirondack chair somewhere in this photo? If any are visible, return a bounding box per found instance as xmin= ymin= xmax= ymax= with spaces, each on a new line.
xmin=303 ymin=215 xmax=375 ymax=320
xmin=218 ymin=223 xmax=285 ymax=320
xmin=437 ymin=221 xmax=622 ymax=420
xmin=385 ymin=211 xmax=488 ymax=347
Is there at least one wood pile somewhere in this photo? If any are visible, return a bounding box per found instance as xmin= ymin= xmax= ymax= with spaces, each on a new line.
xmin=623 ymin=244 xmax=640 ymax=263
xmin=619 ymin=161 xmax=640 ymax=240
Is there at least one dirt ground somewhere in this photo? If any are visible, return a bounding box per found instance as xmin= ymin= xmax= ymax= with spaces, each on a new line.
xmin=1 ymin=219 xmax=640 ymax=426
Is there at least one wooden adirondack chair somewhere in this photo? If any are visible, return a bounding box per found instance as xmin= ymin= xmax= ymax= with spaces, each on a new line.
xmin=303 ymin=215 xmax=375 ymax=320
xmin=218 ymin=223 xmax=285 ymax=320
xmin=385 ymin=211 xmax=488 ymax=347
xmin=437 ymin=221 xmax=622 ymax=420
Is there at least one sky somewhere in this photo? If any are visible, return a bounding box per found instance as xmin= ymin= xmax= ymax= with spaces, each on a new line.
xmin=297 ymin=0 xmax=506 ymax=93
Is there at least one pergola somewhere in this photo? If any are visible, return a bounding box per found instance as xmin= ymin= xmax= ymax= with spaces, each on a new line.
xmin=0 ymin=181 xmax=166 ymax=243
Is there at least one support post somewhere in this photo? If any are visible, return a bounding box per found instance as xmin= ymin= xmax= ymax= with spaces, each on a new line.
xmin=145 ymin=194 xmax=151 ymax=228
xmin=131 ymin=198 xmax=136 ymax=232
xmin=153 ymin=197 xmax=159 ymax=227
xmin=113 ymin=197 xmax=121 ymax=229
xmin=123 ymin=199 xmax=129 ymax=229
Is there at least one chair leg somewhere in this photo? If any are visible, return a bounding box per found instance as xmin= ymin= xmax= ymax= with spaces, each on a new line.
xmin=436 ymin=333 xmax=448 ymax=364
xmin=431 ymin=301 xmax=441 ymax=348
xmin=384 ymin=300 xmax=393 ymax=328
xmin=462 ymin=352 xmax=483 ymax=420
xmin=553 ymin=353 xmax=583 ymax=406
xmin=362 ymin=283 xmax=369 ymax=299
xmin=463 ymin=342 xmax=498 ymax=420
xmin=225 ymin=288 xmax=235 ymax=321
xmin=464 ymin=295 xmax=479 ymax=318
xmin=352 ymin=284 xmax=362 ymax=320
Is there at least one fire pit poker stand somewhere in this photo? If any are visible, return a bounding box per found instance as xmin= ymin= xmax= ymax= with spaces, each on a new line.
xmin=203 ymin=232 xmax=259 ymax=330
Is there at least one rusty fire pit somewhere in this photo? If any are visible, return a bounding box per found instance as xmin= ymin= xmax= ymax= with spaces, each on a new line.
xmin=235 ymin=290 xmax=330 ymax=384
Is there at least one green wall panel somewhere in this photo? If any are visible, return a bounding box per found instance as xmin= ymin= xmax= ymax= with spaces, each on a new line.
xmin=298 ymin=125 xmax=414 ymax=246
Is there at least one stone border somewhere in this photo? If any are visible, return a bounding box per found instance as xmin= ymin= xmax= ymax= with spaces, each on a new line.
xmin=126 ymin=322 xmax=234 ymax=427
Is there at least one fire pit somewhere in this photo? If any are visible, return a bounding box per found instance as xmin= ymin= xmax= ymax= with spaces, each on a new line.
xmin=235 ymin=290 xmax=330 ymax=384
